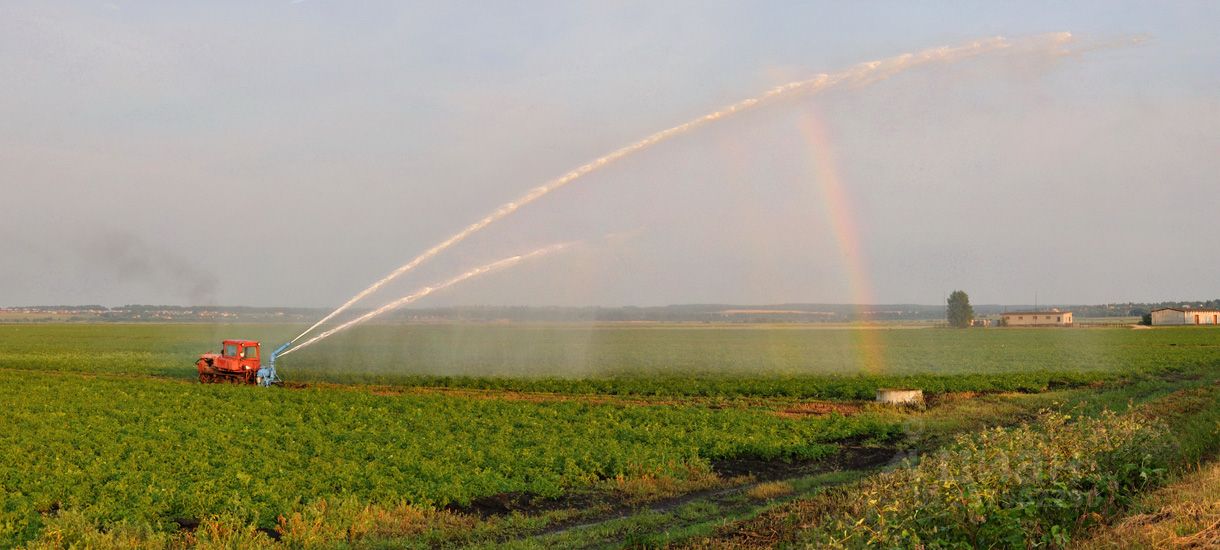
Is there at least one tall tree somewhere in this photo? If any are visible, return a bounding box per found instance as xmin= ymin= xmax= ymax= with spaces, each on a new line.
xmin=947 ymin=290 xmax=974 ymax=328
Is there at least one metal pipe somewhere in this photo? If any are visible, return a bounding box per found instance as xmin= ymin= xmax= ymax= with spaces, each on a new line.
xmin=269 ymin=341 xmax=292 ymax=369
xmin=257 ymin=341 xmax=292 ymax=387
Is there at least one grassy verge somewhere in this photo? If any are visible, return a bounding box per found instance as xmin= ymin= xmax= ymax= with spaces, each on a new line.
xmin=1072 ymin=460 xmax=1220 ymax=549
xmin=682 ymin=382 xmax=1220 ymax=549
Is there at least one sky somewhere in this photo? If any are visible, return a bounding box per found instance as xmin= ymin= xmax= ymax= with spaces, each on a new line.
xmin=1 ymin=1 xmax=1217 ymax=308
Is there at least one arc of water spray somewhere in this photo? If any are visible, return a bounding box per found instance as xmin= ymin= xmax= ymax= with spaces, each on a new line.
xmin=283 ymin=242 xmax=573 ymax=355
xmin=291 ymin=32 xmax=1077 ymax=346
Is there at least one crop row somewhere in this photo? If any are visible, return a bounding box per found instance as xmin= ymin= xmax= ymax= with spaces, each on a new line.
xmin=0 ymin=370 xmax=897 ymax=547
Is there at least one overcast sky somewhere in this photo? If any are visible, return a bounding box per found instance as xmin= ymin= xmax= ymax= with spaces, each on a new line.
xmin=2 ymin=1 xmax=1217 ymax=308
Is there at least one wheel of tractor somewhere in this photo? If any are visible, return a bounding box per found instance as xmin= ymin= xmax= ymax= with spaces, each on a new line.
xmin=196 ymin=360 xmax=213 ymax=384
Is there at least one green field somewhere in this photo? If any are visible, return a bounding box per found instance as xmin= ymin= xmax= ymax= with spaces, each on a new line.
xmin=0 ymin=369 xmax=896 ymax=543
xmin=3 ymin=323 xmax=1216 ymax=394
xmin=1 ymin=322 xmax=1218 ymax=548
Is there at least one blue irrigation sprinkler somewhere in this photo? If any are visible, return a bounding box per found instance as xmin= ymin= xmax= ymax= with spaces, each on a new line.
xmin=256 ymin=341 xmax=292 ymax=387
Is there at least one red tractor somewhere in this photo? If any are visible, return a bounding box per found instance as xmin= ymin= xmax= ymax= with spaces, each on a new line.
xmin=197 ymin=339 xmax=290 ymax=386
xmin=197 ymin=339 xmax=276 ymax=385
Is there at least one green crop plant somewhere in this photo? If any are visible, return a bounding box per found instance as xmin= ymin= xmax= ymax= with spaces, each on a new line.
xmin=0 ymin=370 xmax=898 ymax=547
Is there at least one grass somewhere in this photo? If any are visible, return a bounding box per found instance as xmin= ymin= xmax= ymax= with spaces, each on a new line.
xmin=683 ymin=382 xmax=1220 ymax=549
xmin=496 ymin=471 xmax=866 ymax=550
xmin=745 ymin=481 xmax=794 ymax=501
xmin=808 ymin=410 xmax=1176 ymax=547
xmin=1073 ymin=460 xmax=1220 ymax=549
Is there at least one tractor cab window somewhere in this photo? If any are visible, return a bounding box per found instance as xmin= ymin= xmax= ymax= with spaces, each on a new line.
xmin=244 ymin=346 xmax=258 ymax=360
xmin=224 ymin=344 xmax=238 ymax=357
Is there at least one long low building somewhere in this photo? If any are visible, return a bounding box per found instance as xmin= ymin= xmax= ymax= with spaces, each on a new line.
xmin=1150 ymin=307 xmax=1220 ymax=326
xmin=1000 ymin=310 xmax=1073 ymax=326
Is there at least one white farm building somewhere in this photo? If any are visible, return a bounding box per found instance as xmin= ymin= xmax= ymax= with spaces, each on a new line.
xmin=1000 ymin=310 xmax=1073 ymax=327
xmin=1150 ymin=308 xmax=1220 ymax=326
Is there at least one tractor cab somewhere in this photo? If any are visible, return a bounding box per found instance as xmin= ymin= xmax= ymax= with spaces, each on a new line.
xmin=220 ymin=340 xmax=261 ymax=371
xmin=196 ymin=339 xmax=263 ymax=384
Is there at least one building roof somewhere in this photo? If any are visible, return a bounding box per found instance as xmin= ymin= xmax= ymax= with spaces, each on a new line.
xmin=1151 ymin=307 xmax=1220 ymax=313
xmin=1001 ymin=311 xmax=1071 ymax=316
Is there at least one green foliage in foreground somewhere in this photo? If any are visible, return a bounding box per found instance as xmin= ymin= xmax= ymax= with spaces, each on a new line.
xmin=797 ymin=387 xmax=1220 ymax=549
xmin=0 ymin=370 xmax=897 ymax=548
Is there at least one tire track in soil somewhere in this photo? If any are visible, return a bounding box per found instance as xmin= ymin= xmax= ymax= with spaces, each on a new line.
xmin=525 ymin=445 xmax=899 ymax=542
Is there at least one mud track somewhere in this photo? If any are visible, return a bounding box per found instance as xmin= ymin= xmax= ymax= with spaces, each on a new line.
xmin=522 ymin=445 xmax=899 ymax=539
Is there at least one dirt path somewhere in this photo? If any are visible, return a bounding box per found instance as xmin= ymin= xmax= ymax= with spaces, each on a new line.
xmin=527 ymin=445 xmax=897 ymax=542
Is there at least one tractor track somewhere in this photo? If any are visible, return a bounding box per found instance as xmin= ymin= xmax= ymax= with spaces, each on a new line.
xmin=523 ymin=445 xmax=899 ymax=542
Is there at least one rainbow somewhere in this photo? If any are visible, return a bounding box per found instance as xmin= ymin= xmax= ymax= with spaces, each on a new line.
xmin=796 ymin=106 xmax=885 ymax=374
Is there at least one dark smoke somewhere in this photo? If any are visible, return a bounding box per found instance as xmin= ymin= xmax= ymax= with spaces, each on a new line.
xmin=78 ymin=230 xmax=219 ymax=305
